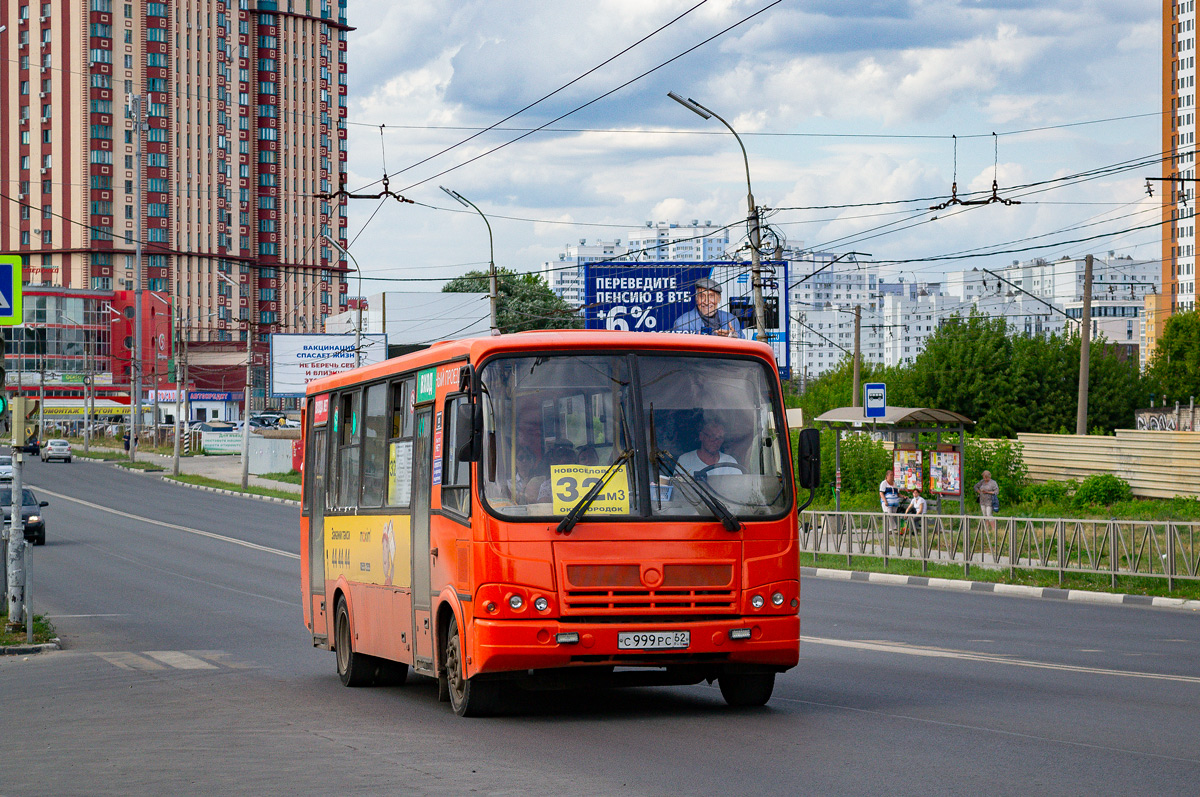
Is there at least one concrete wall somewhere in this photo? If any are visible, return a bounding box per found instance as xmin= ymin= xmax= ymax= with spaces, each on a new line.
xmin=1018 ymin=430 xmax=1200 ymax=498
xmin=249 ymin=436 xmax=297 ymax=476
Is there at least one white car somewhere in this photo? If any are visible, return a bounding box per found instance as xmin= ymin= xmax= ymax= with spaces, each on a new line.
xmin=0 ymin=455 xmax=12 ymax=481
xmin=41 ymin=439 xmax=73 ymax=463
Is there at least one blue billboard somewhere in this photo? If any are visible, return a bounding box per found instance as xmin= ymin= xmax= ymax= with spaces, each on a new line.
xmin=583 ymin=261 xmax=790 ymax=379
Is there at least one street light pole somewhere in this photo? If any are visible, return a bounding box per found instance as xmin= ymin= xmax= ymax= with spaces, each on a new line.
xmin=321 ymin=232 xmax=365 ymax=364
xmin=130 ymin=94 xmax=146 ymax=462
xmin=440 ymin=186 xmax=500 ymax=336
xmin=217 ymin=273 xmax=254 ymax=489
xmin=669 ymin=92 xmax=766 ymax=343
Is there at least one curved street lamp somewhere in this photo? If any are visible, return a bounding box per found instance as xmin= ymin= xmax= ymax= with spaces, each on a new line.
xmin=441 ymin=186 xmax=500 ymax=336
xmin=669 ymin=91 xmax=766 ymax=343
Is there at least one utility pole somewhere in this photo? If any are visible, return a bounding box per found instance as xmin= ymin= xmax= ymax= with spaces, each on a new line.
xmin=241 ymin=320 xmax=253 ymax=490
xmin=852 ymin=305 xmax=862 ymax=408
xmin=172 ymin=314 xmax=183 ymax=475
xmin=130 ymin=93 xmax=145 ymax=463
xmin=6 ymin=396 xmax=27 ymax=634
xmin=1075 ymin=253 xmax=1094 ymax=435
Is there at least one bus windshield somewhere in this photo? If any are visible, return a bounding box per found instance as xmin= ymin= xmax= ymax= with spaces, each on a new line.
xmin=478 ymin=353 xmax=789 ymax=521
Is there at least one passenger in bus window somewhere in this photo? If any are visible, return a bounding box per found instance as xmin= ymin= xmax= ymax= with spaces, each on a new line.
xmin=537 ymin=441 xmax=579 ymax=502
xmin=676 ymin=419 xmax=740 ymax=476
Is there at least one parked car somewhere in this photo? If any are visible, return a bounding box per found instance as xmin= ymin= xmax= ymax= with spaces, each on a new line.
xmin=191 ymin=422 xmax=236 ymax=432
xmin=248 ymin=414 xmax=286 ymax=429
xmin=0 ymin=456 xmax=11 ymax=482
xmin=1 ymin=487 xmax=48 ymax=546
xmin=41 ymin=439 xmax=73 ymax=463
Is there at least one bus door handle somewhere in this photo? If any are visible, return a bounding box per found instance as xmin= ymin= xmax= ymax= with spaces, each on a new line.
xmin=430 ymin=547 xmax=438 ymax=560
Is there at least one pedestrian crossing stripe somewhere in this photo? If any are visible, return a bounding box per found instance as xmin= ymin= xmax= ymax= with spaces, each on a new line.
xmin=93 ymin=650 xmax=250 ymax=671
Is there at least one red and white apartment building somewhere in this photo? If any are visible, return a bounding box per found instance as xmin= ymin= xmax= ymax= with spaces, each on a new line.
xmin=0 ymin=0 xmax=350 ymax=420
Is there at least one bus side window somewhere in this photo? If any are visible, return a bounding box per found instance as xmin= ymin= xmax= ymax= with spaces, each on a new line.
xmin=336 ymin=390 xmax=362 ymax=509
xmin=441 ymin=395 xmax=471 ymax=519
xmin=360 ymin=383 xmax=388 ymax=507
xmin=386 ymin=379 xmax=414 ymax=509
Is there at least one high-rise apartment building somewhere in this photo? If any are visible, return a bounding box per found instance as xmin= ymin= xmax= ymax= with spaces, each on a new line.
xmin=1165 ymin=0 xmax=1197 ymax=315
xmin=1 ymin=0 xmax=350 ymax=397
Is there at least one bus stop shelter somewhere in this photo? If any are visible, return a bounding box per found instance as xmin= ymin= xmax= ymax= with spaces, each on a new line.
xmin=814 ymin=406 xmax=975 ymax=515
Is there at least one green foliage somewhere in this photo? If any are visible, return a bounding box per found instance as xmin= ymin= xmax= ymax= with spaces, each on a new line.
xmin=442 ymin=269 xmax=583 ymax=334
xmin=1021 ymin=479 xmax=1074 ymax=504
xmin=963 ymin=435 xmax=1028 ymax=509
xmin=1145 ymin=310 xmax=1200 ymax=405
xmin=1072 ymin=473 xmax=1134 ymax=507
xmin=789 ymin=310 xmax=1144 ymax=437
xmin=817 ymin=430 xmax=893 ymax=496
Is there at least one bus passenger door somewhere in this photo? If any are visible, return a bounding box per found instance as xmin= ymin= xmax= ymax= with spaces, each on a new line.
xmin=308 ymin=427 xmax=328 ymax=641
xmin=411 ymin=407 xmax=435 ymax=671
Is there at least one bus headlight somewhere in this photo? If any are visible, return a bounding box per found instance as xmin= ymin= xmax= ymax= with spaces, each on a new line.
xmin=534 ymin=597 xmax=549 ymax=612
xmin=771 ymin=592 xmax=785 ymax=606
xmin=509 ymin=594 xmax=524 ymax=610
xmin=750 ymin=594 xmax=764 ymax=609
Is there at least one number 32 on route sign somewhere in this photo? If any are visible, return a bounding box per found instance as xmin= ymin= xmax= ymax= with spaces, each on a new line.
xmin=550 ymin=464 xmax=631 ymax=516
xmin=0 ymin=256 xmax=23 ymax=326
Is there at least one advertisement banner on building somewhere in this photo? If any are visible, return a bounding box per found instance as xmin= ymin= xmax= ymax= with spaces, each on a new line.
xmin=268 ymin=334 xmax=389 ymax=397
xmin=582 ymin=261 xmax=789 ymax=378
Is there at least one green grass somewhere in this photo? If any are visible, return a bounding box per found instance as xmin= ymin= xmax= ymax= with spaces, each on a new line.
xmin=0 ymin=612 xmax=56 ymax=647
xmin=163 ymin=474 xmax=299 ymax=502
xmin=803 ymin=552 xmax=1200 ymax=600
xmin=259 ymin=470 xmax=302 ymax=484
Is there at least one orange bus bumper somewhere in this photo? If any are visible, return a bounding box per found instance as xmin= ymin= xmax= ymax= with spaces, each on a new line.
xmin=467 ymin=615 xmax=800 ymax=676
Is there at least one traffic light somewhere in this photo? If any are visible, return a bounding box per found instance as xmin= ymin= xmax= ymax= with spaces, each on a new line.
xmin=10 ymin=396 xmax=38 ymax=452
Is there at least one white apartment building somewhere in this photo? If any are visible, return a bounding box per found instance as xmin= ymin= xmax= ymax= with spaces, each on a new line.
xmin=788 ymin=251 xmax=883 ymax=382
xmin=542 ymin=239 xmax=629 ymax=309
xmin=1165 ymin=0 xmax=1197 ymax=313
xmin=625 ymin=220 xmax=731 ymax=261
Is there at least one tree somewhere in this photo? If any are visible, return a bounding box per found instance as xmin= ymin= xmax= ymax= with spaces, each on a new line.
xmin=1145 ymin=310 xmax=1200 ymax=406
xmin=442 ymin=269 xmax=583 ymax=334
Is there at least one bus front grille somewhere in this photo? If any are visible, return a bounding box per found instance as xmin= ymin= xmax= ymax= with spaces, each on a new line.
xmin=563 ymin=588 xmax=737 ymax=615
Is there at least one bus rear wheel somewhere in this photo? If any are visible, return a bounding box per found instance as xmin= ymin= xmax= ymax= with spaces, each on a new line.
xmin=444 ymin=615 xmax=499 ymax=717
xmin=335 ymin=597 xmax=374 ymax=687
xmin=718 ymin=671 xmax=775 ymax=707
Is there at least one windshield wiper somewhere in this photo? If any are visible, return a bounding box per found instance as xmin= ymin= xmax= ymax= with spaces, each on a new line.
xmin=555 ymin=448 xmax=634 ymax=536
xmin=654 ymin=449 xmax=743 ymax=532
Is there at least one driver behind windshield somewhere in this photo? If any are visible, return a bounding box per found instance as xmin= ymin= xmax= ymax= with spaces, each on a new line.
xmin=676 ymin=418 xmax=740 ymax=477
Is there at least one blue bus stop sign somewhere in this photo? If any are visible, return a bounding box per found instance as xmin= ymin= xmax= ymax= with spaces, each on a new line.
xmin=0 ymin=256 xmax=22 ymax=326
xmin=864 ymin=382 xmax=886 ymax=418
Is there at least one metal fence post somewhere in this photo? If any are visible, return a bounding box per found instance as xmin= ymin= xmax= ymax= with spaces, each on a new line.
xmin=1109 ymin=521 xmax=1118 ymax=590
xmin=1009 ymin=517 xmax=1015 ymax=580
xmin=963 ymin=515 xmax=970 ymax=579
xmin=921 ymin=515 xmax=927 ymax=574
xmin=1057 ymin=519 xmax=1064 ymax=587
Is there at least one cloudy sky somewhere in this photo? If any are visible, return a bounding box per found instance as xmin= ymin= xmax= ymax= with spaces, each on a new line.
xmin=340 ymin=0 xmax=1161 ymax=300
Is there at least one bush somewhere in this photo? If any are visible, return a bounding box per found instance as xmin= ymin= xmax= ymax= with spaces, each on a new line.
xmin=964 ymin=436 xmax=1028 ymax=509
xmin=1072 ymin=473 xmax=1133 ymax=507
xmin=1022 ymin=479 xmax=1074 ymax=505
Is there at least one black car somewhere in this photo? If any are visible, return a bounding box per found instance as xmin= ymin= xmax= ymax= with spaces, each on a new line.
xmin=1 ymin=487 xmax=49 ymax=546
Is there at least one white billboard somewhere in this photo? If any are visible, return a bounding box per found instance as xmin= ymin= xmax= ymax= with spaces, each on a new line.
xmin=269 ymin=333 xmax=389 ymax=397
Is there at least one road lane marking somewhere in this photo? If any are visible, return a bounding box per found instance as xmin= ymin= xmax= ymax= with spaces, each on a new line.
xmin=28 ymin=484 xmax=299 ymax=560
xmin=144 ymin=651 xmax=218 ymax=670
xmin=95 ymin=652 xmax=165 ymax=671
xmin=804 ymin=636 xmax=1200 ymax=684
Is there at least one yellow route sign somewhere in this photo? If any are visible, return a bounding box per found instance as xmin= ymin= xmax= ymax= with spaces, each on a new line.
xmin=550 ymin=464 xmax=631 ymax=516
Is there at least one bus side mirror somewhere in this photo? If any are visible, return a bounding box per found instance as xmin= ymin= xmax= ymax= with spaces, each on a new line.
xmin=455 ymin=401 xmax=480 ymax=462
xmin=796 ymin=428 xmax=820 ymax=489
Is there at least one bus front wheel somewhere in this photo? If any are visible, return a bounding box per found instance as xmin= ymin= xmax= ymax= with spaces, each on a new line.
xmin=718 ymin=671 xmax=775 ymax=707
xmin=335 ymin=597 xmax=374 ymax=687
xmin=444 ymin=615 xmax=500 ymax=717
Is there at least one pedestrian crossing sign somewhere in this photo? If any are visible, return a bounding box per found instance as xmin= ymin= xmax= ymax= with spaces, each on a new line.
xmin=0 ymin=255 xmax=22 ymax=326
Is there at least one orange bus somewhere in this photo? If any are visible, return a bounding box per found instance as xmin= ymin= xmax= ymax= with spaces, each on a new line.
xmin=300 ymin=330 xmax=819 ymax=715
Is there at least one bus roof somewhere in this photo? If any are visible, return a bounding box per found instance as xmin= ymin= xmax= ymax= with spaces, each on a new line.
xmin=305 ymin=330 xmax=778 ymax=396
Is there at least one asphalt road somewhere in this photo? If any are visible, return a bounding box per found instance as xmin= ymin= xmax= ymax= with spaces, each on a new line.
xmin=1 ymin=456 xmax=1197 ymax=796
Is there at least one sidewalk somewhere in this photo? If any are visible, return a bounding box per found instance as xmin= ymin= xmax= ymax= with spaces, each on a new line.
xmin=79 ymin=444 xmax=300 ymax=495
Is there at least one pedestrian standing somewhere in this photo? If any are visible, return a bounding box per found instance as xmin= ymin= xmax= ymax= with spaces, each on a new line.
xmin=974 ymin=470 xmax=999 ymax=531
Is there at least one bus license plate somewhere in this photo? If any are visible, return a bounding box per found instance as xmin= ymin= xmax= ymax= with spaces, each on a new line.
xmin=617 ymin=631 xmax=690 ymax=650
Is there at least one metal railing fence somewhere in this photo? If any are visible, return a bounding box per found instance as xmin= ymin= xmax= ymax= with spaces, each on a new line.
xmin=800 ymin=510 xmax=1200 ymax=590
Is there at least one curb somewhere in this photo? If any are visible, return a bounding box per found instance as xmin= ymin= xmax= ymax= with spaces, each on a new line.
xmin=801 ymin=566 xmax=1200 ymax=612
xmin=77 ymin=454 xmax=301 ymax=507
xmin=160 ymin=476 xmax=301 ymax=507
xmin=0 ymin=638 xmax=62 ymax=655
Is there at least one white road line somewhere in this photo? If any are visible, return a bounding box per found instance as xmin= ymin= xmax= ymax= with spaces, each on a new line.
xmin=28 ymin=484 xmax=299 ymax=560
xmin=94 ymin=652 xmax=165 ymax=671
xmin=144 ymin=651 xmax=219 ymax=670
xmin=804 ymin=636 xmax=1200 ymax=684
